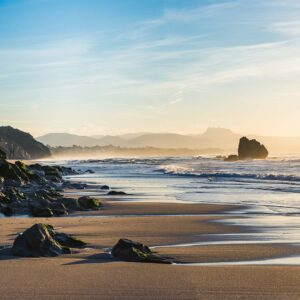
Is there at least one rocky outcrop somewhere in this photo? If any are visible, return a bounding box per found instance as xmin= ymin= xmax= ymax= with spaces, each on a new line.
xmin=111 ymin=239 xmax=173 ymax=264
xmin=0 ymin=126 xmax=50 ymax=159
xmin=238 ymin=137 xmax=268 ymax=159
xmin=12 ymin=224 xmax=86 ymax=257
xmin=0 ymin=154 xmax=102 ymax=216
xmin=225 ymin=137 xmax=269 ymax=161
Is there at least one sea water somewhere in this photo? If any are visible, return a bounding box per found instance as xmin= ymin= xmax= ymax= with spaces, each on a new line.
xmin=52 ymin=157 xmax=300 ymax=258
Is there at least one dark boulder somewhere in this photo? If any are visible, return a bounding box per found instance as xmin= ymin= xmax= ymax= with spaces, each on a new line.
xmin=0 ymin=148 xmax=6 ymax=160
xmin=238 ymin=137 xmax=268 ymax=159
xmin=30 ymin=207 xmax=54 ymax=218
xmin=224 ymin=137 xmax=269 ymax=161
xmin=78 ymin=196 xmax=101 ymax=210
xmin=107 ymin=191 xmax=127 ymax=196
xmin=224 ymin=154 xmax=239 ymax=162
xmin=54 ymin=232 xmax=86 ymax=248
xmin=100 ymin=185 xmax=109 ymax=190
xmin=0 ymin=159 xmax=23 ymax=182
xmin=41 ymin=165 xmax=62 ymax=181
xmin=111 ymin=239 xmax=173 ymax=264
xmin=49 ymin=202 xmax=68 ymax=216
xmin=62 ymin=197 xmax=80 ymax=210
xmin=12 ymin=224 xmax=71 ymax=257
xmin=12 ymin=224 xmax=86 ymax=257
xmin=0 ymin=204 xmax=13 ymax=216
xmin=0 ymin=192 xmax=11 ymax=205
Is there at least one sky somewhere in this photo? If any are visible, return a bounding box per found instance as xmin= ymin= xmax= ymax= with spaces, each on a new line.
xmin=0 ymin=0 xmax=300 ymax=137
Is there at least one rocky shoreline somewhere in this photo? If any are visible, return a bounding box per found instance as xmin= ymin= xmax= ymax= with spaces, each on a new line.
xmin=0 ymin=149 xmax=103 ymax=217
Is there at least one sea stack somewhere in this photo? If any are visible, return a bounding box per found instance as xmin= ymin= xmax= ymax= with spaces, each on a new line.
xmin=225 ymin=136 xmax=269 ymax=161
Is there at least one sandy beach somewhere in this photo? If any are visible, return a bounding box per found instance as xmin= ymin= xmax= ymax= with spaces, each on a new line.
xmin=1 ymin=201 xmax=300 ymax=299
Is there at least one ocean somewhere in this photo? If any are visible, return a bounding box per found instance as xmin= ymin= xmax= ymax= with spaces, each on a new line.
xmin=59 ymin=156 xmax=300 ymax=251
xmin=62 ymin=156 xmax=300 ymax=214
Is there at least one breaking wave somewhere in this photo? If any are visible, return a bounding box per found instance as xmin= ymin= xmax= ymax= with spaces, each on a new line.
xmin=157 ymin=165 xmax=300 ymax=183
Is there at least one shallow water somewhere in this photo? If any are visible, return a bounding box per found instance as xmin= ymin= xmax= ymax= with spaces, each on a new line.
xmin=30 ymin=157 xmax=300 ymax=264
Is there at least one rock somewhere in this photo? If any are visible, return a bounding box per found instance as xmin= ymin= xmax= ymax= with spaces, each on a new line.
xmin=62 ymin=197 xmax=80 ymax=210
xmin=0 ymin=159 xmax=23 ymax=182
xmin=111 ymin=239 xmax=173 ymax=264
xmin=224 ymin=137 xmax=269 ymax=162
xmin=30 ymin=207 xmax=54 ymax=217
xmin=78 ymin=196 xmax=101 ymax=210
xmin=238 ymin=137 xmax=268 ymax=159
xmin=0 ymin=192 xmax=11 ymax=205
xmin=12 ymin=224 xmax=71 ymax=257
xmin=49 ymin=202 xmax=68 ymax=216
xmin=100 ymin=185 xmax=109 ymax=190
xmin=12 ymin=224 xmax=85 ymax=257
xmin=224 ymin=154 xmax=239 ymax=162
xmin=107 ymin=191 xmax=127 ymax=196
xmin=54 ymin=232 xmax=86 ymax=248
xmin=0 ymin=205 xmax=13 ymax=216
xmin=42 ymin=165 xmax=62 ymax=180
xmin=0 ymin=148 xmax=6 ymax=160
xmin=66 ymin=182 xmax=87 ymax=190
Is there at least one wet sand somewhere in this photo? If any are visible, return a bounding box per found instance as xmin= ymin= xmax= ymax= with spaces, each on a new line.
xmin=1 ymin=201 xmax=300 ymax=299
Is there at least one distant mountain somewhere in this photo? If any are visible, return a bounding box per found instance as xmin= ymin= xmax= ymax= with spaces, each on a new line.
xmin=0 ymin=126 xmax=50 ymax=159
xmin=37 ymin=127 xmax=300 ymax=154
xmin=37 ymin=133 xmax=100 ymax=147
xmin=125 ymin=133 xmax=205 ymax=149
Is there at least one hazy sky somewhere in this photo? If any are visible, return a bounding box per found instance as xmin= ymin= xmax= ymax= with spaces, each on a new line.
xmin=0 ymin=0 xmax=300 ymax=137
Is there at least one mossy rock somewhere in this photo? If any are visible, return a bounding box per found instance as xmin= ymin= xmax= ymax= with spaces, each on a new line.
xmin=111 ymin=239 xmax=173 ymax=264
xmin=42 ymin=166 xmax=62 ymax=178
xmin=12 ymin=223 xmax=71 ymax=257
xmin=12 ymin=223 xmax=86 ymax=257
xmin=31 ymin=207 xmax=54 ymax=217
xmin=78 ymin=196 xmax=101 ymax=210
xmin=15 ymin=161 xmax=38 ymax=180
xmin=0 ymin=192 xmax=11 ymax=204
xmin=0 ymin=160 xmax=22 ymax=181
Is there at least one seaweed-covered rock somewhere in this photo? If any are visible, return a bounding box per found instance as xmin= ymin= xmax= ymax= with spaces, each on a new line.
xmin=12 ymin=224 xmax=71 ymax=257
xmin=78 ymin=196 xmax=101 ymax=210
xmin=30 ymin=207 xmax=54 ymax=217
xmin=0 ymin=159 xmax=22 ymax=182
xmin=41 ymin=165 xmax=62 ymax=181
xmin=49 ymin=202 xmax=68 ymax=216
xmin=111 ymin=239 xmax=173 ymax=264
xmin=62 ymin=197 xmax=80 ymax=210
xmin=107 ymin=191 xmax=127 ymax=196
xmin=0 ymin=192 xmax=11 ymax=204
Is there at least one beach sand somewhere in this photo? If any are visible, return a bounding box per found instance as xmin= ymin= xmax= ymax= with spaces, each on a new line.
xmin=1 ymin=201 xmax=300 ymax=299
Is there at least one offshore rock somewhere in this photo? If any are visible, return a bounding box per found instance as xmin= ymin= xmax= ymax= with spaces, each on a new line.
xmin=238 ymin=137 xmax=269 ymax=159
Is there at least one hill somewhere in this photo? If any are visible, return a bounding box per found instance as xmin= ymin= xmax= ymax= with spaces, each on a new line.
xmin=37 ymin=127 xmax=300 ymax=155
xmin=0 ymin=126 xmax=50 ymax=159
